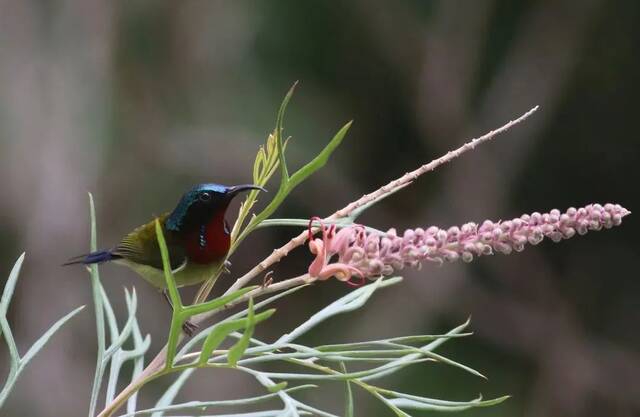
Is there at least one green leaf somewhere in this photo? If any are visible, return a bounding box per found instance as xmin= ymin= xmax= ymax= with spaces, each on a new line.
xmin=21 ymin=305 xmax=85 ymax=366
xmin=414 ymin=348 xmax=486 ymax=379
xmin=155 ymin=219 xmax=185 ymax=369
xmin=175 ymin=285 xmax=307 ymax=362
xmin=198 ymin=309 xmax=275 ymax=365
xmin=375 ymin=393 xmax=413 ymax=417
xmin=104 ymin=288 xmax=138 ymax=359
xmin=228 ymin=298 xmax=256 ymax=367
xmin=257 ymin=358 xmax=431 ymax=381
xmin=0 ymin=254 xmax=25 ymax=408
xmin=237 ymin=349 xmax=423 ymax=366
xmin=180 ymin=286 xmax=258 ymax=319
xmin=340 ymin=363 xmax=354 ymax=417
xmin=122 ymin=385 xmax=315 ymax=416
xmin=231 ymin=85 xmax=352 ymax=252
xmin=252 ymin=121 xmax=351 ymax=230
xmin=288 ymin=120 xmax=352 ymax=190
xmin=256 ymin=218 xmax=383 ymax=235
xmin=100 ymin=284 xmax=120 ymax=344
xmin=423 ymin=317 xmax=471 ymax=352
xmin=275 ymin=81 xmax=298 ymax=183
xmin=88 ymin=192 xmax=107 ymax=417
xmin=388 ymin=395 xmax=510 ymax=411
xmin=277 ymin=277 xmax=400 ymax=344
xmin=295 ymin=402 xmax=340 ymax=417
xmin=0 ymin=253 xmax=25 ymax=364
xmin=253 ymin=146 xmax=267 ymax=184
xmin=0 ymin=254 xmax=84 ymax=409
xmin=152 ymin=367 xmax=195 ymax=415
xmin=382 ymin=389 xmax=510 ymax=409
xmin=0 ymin=253 xmax=24 ymax=318
xmin=315 ymin=333 xmax=471 ymax=352
xmin=360 ymin=319 xmax=475 ymax=382
xmin=155 ymin=220 xmax=182 ymax=309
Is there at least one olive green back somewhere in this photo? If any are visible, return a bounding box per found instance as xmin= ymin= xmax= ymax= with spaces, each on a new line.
xmin=112 ymin=213 xmax=187 ymax=271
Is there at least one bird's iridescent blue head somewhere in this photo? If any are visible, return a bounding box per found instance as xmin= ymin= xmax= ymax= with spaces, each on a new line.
xmin=166 ymin=183 xmax=265 ymax=232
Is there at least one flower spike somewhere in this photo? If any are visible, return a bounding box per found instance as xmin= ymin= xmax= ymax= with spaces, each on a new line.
xmin=307 ymin=204 xmax=630 ymax=283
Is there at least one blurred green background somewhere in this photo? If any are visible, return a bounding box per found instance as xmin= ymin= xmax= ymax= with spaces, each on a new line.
xmin=1 ymin=1 xmax=638 ymax=416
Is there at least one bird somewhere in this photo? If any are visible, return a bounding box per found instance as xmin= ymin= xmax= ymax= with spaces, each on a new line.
xmin=65 ymin=183 xmax=265 ymax=334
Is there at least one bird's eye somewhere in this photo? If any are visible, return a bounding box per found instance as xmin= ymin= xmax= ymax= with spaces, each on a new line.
xmin=199 ymin=192 xmax=212 ymax=202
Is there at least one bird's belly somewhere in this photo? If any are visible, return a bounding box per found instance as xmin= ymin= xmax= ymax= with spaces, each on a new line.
xmin=174 ymin=262 xmax=222 ymax=287
xmin=116 ymin=259 xmax=221 ymax=289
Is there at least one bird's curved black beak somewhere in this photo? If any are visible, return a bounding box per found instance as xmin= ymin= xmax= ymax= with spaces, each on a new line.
xmin=227 ymin=184 xmax=267 ymax=196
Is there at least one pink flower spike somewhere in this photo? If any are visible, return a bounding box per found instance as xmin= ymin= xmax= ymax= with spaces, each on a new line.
xmin=305 ymin=203 xmax=630 ymax=283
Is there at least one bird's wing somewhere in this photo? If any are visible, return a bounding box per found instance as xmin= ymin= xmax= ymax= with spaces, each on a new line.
xmin=112 ymin=214 xmax=187 ymax=271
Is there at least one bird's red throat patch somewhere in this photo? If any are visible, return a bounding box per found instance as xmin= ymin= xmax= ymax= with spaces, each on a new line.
xmin=184 ymin=210 xmax=230 ymax=264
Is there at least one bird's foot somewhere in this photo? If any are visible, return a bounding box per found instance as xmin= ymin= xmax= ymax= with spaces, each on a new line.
xmin=223 ymin=260 xmax=232 ymax=274
xmin=182 ymin=320 xmax=199 ymax=337
xmin=262 ymin=271 xmax=274 ymax=288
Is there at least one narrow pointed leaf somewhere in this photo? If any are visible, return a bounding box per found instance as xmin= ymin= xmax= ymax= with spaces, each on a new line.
xmin=369 ymin=391 xmax=412 ymax=417
xmin=155 ymin=220 xmax=182 ymax=309
xmin=180 ymin=286 xmax=258 ymax=319
xmin=123 ymin=385 xmax=316 ymax=416
xmin=258 ymin=358 xmax=430 ymax=381
xmin=152 ymin=368 xmax=196 ymax=416
xmin=88 ymin=192 xmax=107 ymax=417
xmin=315 ymin=333 xmax=470 ymax=352
xmin=0 ymin=253 xmax=25 ymax=317
xmin=288 ymin=121 xmax=352 ymax=189
xmin=277 ymin=277 xmax=394 ymax=344
xmin=388 ymin=395 xmax=510 ymax=411
xmin=340 ymin=363 xmax=354 ymax=417
xmin=176 ymin=285 xmax=307 ymax=361
xmin=256 ymin=218 xmax=382 ymax=235
xmin=21 ymin=305 xmax=85 ymax=366
xmin=295 ymin=402 xmax=341 ymax=417
xmin=228 ymin=298 xmax=256 ymax=367
xmin=198 ymin=309 xmax=275 ymax=365
xmin=360 ymin=319 xmax=474 ymax=382
xmin=383 ymin=389 xmax=509 ymax=408
xmin=275 ymin=82 xmax=298 ymax=183
xmin=0 ymin=253 xmax=25 ymax=365
xmin=104 ymin=289 xmax=138 ymax=358
xmin=155 ymin=219 xmax=185 ymax=368
xmin=100 ymin=284 xmax=120 ymax=344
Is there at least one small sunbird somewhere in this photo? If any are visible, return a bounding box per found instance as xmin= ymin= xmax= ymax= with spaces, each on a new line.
xmin=65 ymin=183 xmax=264 ymax=334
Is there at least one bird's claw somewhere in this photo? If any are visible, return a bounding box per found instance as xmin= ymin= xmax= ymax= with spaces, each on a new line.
xmin=182 ymin=320 xmax=199 ymax=337
xmin=262 ymin=271 xmax=274 ymax=288
xmin=223 ymin=260 xmax=232 ymax=274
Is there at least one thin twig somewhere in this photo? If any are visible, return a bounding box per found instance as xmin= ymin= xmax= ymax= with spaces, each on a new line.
xmin=333 ymin=106 xmax=539 ymax=218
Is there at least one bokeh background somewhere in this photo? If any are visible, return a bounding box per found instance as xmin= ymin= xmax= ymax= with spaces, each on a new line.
xmin=1 ymin=1 xmax=638 ymax=416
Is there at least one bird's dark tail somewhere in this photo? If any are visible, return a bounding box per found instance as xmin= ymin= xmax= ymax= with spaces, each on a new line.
xmin=62 ymin=250 xmax=119 ymax=266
